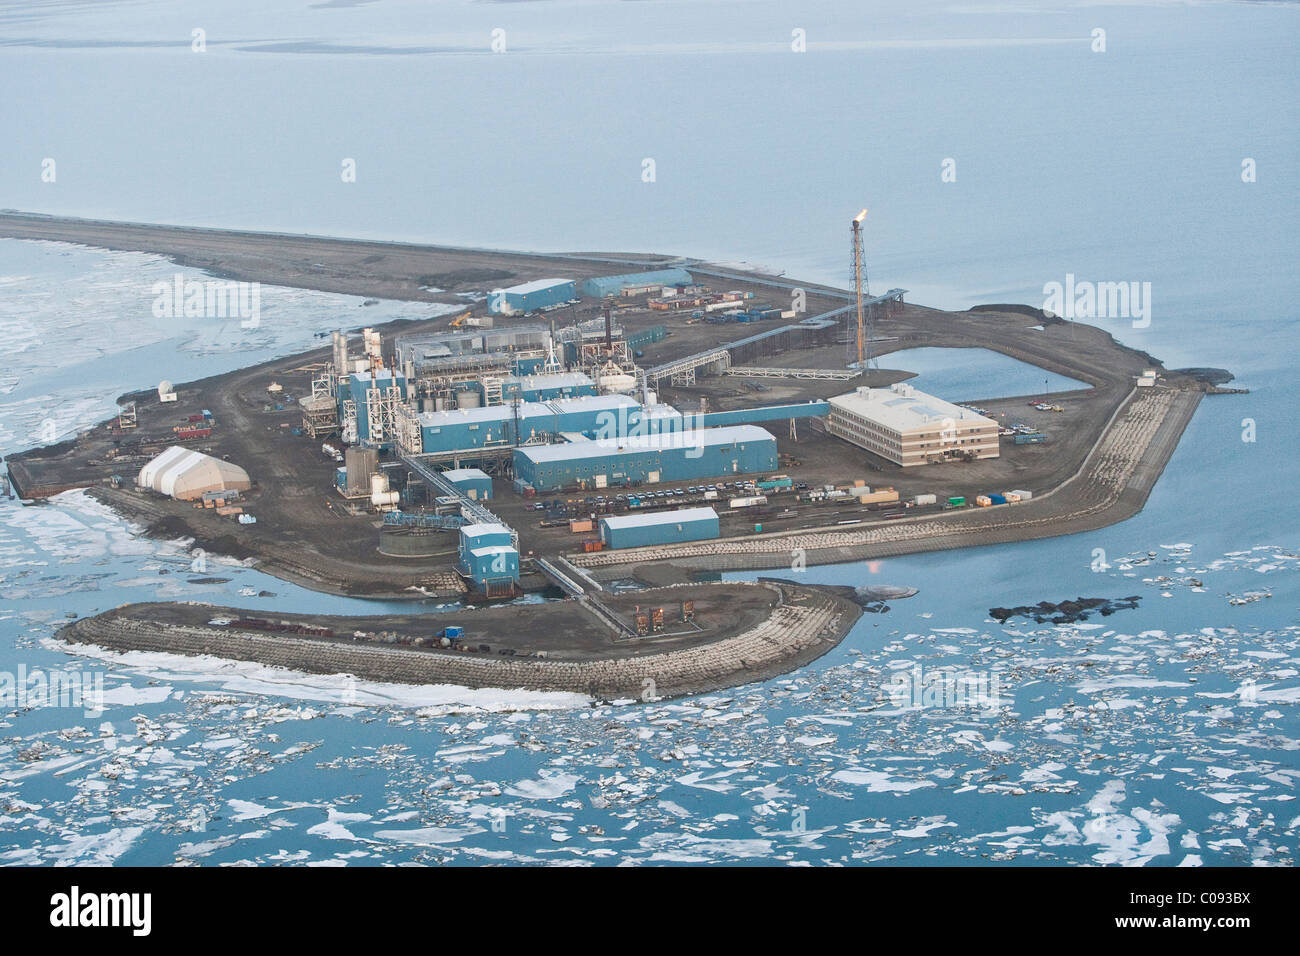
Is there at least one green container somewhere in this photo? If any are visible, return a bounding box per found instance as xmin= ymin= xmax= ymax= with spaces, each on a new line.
xmin=754 ymin=523 xmax=763 ymax=533
xmin=948 ymin=496 xmax=966 ymax=507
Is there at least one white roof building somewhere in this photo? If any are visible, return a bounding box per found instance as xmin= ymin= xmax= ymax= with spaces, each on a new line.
xmin=827 ymin=383 xmax=1000 ymax=467
xmin=137 ymin=446 xmax=251 ymax=500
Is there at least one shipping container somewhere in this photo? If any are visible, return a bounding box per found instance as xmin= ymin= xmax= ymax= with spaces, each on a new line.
xmin=1014 ymin=432 xmax=1047 ymax=444
xmin=912 ymin=493 xmax=938 ymax=506
xmin=729 ymin=495 xmax=769 ymax=509
xmin=989 ymin=494 xmax=1007 ymax=505
xmin=976 ymin=495 xmax=993 ymax=507
xmin=853 ymin=488 xmax=900 ymax=505
xmin=1009 ymin=489 xmax=1033 ymax=500
xmin=569 ymin=518 xmax=593 ymax=534
xmin=947 ymin=496 xmax=966 ymax=507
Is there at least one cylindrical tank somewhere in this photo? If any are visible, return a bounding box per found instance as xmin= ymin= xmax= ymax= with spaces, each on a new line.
xmin=378 ymin=526 xmax=446 ymax=557
xmin=345 ymin=447 xmax=378 ymax=495
xmin=370 ymin=473 xmax=389 ymax=496
xmin=455 ymin=389 xmax=482 ymax=409
xmin=371 ymin=490 xmax=399 ymax=509
xmin=434 ymin=395 xmax=447 ymax=411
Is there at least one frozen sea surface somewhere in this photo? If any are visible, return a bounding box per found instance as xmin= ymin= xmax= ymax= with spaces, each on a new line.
xmin=1 ymin=0 xmax=1297 ymax=865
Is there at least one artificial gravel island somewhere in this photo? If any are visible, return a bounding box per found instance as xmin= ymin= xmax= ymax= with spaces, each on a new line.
xmin=0 ymin=213 xmax=1240 ymax=699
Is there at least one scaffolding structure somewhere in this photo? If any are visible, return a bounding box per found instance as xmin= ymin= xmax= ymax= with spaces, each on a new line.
xmin=299 ymin=370 xmax=339 ymax=438
xmin=301 ymin=394 xmax=338 ymax=438
xmin=393 ymin=402 xmax=423 ymax=455
xmin=341 ymin=398 xmax=358 ymax=445
xmin=365 ymin=382 xmax=404 ymax=446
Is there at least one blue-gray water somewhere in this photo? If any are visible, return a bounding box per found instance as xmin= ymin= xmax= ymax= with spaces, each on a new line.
xmin=0 ymin=1 xmax=1296 ymax=865
xmin=877 ymin=347 xmax=1088 ymax=401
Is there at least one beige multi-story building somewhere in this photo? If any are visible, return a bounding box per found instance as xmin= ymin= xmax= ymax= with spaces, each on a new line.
xmin=826 ymin=383 xmax=1000 ymax=467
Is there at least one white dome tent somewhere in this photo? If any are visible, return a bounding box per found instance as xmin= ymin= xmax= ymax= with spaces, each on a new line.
xmin=137 ymin=446 xmax=251 ymax=500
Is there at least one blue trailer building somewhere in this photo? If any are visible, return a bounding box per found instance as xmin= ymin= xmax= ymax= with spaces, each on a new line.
xmin=582 ymin=269 xmax=694 ymax=299
xmin=488 ymin=278 xmax=576 ymax=315
xmin=600 ymin=507 xmax=720 ymax=550
xmin=512 ymin=425 xmax=778 ymax=492
xmin=442 ymin=468 xmax=493 ymax=500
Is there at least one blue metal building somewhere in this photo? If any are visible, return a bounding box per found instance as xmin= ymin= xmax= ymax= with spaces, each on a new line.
xmin=500 ymin=372 xmax=597 ymax=403
xmin=488 ymin=279 xmax=576 ymax=315
xmin=417 ymin=394 xmax=651 ymax=455
xmin=512 ymin=425 xmax=778 ymax=492
xmin=696 ymin=400 xmax=829 ymax=429
xmin=457 ymin=523 xmax=519 ymax=591
xmin=337 ymin=370 xmax=408 ymax=443
xmin=600 ymin=507 xmax=720 ymax=549
xmin=582 ymin=269 xmax=694 ymax=299
xmin=625 ymin=326 xmax=668 ymax=350
xmin=442 ymin=468 xmax=493 ymax=501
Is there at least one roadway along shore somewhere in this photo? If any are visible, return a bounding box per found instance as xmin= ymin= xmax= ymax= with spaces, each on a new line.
xmin=0 ymin=210 xmax=663 ymax=305
xmin=58 ymin=581 xmax=863 ymax=700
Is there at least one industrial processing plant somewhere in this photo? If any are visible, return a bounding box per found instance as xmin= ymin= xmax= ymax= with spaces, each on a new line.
xmin=6 ymin=227 xmax=1199 ymax=618
xmin=267 ymin=256 xmax=1089 ymax=600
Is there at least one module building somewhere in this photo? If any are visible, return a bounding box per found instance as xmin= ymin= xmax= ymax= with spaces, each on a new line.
xmin=500 ymin=371 xmax=597 ymax=403
xmin=582 ymin=268 xmax=694 ymax=299
xmin=457 ymin=523 xmax=519 ymax=595
xmin=441 ymin=468 xmax=493 ymax=500
xmin=826 ymin=383 xmax=1000 ymax=467
xmin=488 ymin=279 xmax=576 ymax=315
xmin=415 ymin=394 xmax=683 ymax=456
xmin=512 ymin=425 xmax=778 ymax=492
xmin=599 ymin=507 xmax=720 ymax=549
